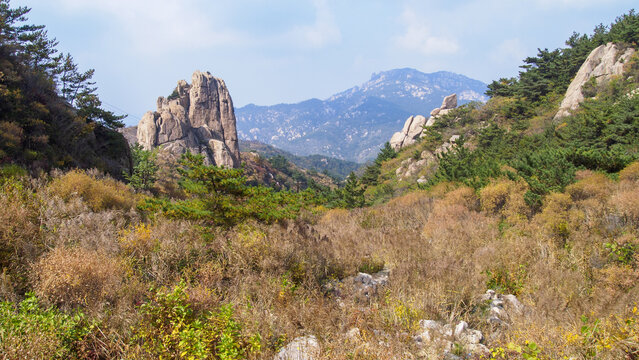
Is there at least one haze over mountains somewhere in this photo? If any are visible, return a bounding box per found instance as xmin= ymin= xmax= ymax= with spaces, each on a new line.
xmin=236 ymin=68 xmax=487 ymax=163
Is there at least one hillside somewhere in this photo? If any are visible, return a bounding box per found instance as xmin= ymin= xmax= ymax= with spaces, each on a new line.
xmin=3 ymin=3 xmax=639 ymax=360
xmin=239 ymin=139 xmax=360 ymax=179
xmin=236 ymin=69 xmax=487 ymax=162
xmin=0 ymin=3 xmax=130 ymax=177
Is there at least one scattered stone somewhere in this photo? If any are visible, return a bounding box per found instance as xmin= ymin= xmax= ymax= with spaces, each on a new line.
xmin=274 ymin=335 xmax=320 ymax=360
xmin=454 ymin=321 xmax=468 ymax=338
xmin=324 ymin=269 xmax=390 ymax=301
xmin=414 ymin=319 xmax=487 ymax=358
xmin=503 ymin=294 xmax=524 ymax=315
xmin=346 ymin=327 xmax=361 ymax=340
xmin=481 ymin=289 xmax=525 ymax=325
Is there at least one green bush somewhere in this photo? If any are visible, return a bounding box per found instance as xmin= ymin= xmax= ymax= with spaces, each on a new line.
xmin=132 ymin=281 xmax=260 ymax=359
xmin=0 ymin=294 xmax=94 ymax=359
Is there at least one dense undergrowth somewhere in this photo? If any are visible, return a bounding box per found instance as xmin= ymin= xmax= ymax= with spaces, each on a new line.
xmin=2 ymin=162 xmax=639 ymax=358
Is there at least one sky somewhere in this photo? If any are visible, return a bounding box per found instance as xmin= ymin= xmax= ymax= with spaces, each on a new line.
xmin=11 ymin=0 xmax=638 ymax=127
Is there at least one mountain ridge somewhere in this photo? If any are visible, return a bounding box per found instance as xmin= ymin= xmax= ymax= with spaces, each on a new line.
xmin=236 ymin=68 xmax=487 ymax=162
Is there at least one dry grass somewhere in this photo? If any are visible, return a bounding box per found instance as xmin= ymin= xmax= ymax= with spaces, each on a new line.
xmin=33 ymin=246 xmax=124 ymax=311
xmin=3 ymin=163 xmax=639 ymax=359
xmin=48 ymin=169 xmax=138 ymax=211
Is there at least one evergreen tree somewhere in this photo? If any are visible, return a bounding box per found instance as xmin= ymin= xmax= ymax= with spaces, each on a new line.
xmin=377 ymin=142 xmax=397 ymax=163
xmin=361 ymin=142 xmax=396 ymax=186
xmin=124 ymin=144 xmax=158 ymax=191
xmin=341 ymin=172 xmax=364 ymax=208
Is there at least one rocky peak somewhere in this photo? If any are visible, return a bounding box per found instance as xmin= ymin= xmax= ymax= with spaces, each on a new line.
xmin=389 ymin=93 xmax=457 ymax=150
xmin=137 ymin=70 xmax=240 ymax=168
xmin=555 ymin=42 xmax=635 ymax=119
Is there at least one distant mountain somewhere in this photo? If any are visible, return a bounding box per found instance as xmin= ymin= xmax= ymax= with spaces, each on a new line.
xmin=236 ymin=69 xmax=487 ymax=163
xmin=239 ymin=140 xmax=360 ymax=179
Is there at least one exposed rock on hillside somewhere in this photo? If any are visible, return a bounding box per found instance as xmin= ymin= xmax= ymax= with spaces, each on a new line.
xmin=413 ymin=319 xmax=489 ymax=358
xmin=274 ymin=335 xmax=320 ymax=360
xmin=137 ymin=71 xmax=240 ymax=168
xmin=118 ymin=126 xmax=138 ymax=146
xmin=555 ymin=43 xmax=635 ymax=119
xmin=390 ymin=94 xmax=457 ymax=150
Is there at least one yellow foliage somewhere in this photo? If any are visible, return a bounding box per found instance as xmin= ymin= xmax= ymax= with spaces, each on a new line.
xmin=424 ymin=181 xmax=458 ymax=198
xmin=566 ymin=171 xmax=612 ymax=202
xmin=387 ymin=190 xmax=429 ymax=208
xmin=319 ymin=208 xmax=350 ymax=224
xmin=48 ymin=170 xmax=137 ymax=212
xmin=619 ymin=161 xmax=639 ymax=182
xmin=480 ymin=179 xmax=529 ymax=222
xmin=33 ymin=246 xmax=123 ymax=309
xmin=610 ymin=186 xmax=639 ymax=225
xmin=441 ymin=186 xmax=478 ymax=210
xmin=534 ymin=193 xmax=574 ymax=242
xmin=118 ymin=223 xmax=156 ymax=256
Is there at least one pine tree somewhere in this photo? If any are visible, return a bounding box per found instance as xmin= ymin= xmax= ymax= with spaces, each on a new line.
xmin=124 ymin=144 xmax=158 ymax=191
xmin=341 ymin=172 xmax=364 ymax=208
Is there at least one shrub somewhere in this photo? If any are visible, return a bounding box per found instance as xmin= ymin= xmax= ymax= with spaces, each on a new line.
xmin=48 ymin=170 xmax=137 ymax=212
xmin=565 ymin=171 xmax=612 ymax=202
xmin=357 ymin=256 xmax=385 ymax=274
xmin=33 ymin=247 xmax=124 ymax=310
xmin=131 ymin=281 xmax=261 ymax=359
xmin=0 ymin=177 xmax=43 ymax=294
xmin=619 ymin=161 xmax=639 ymax=182
xmin=480 ymin=179 xmax=530 ymax=221
xmin=534 ymin=193 xmax=574 ymax=243
xmin=0 ymin=294 xmax=93 ymax=359
xmin=610 ymin=187 xmax=639 ymax=226
xmin=512 ymin=148 xmax=576 ymax=209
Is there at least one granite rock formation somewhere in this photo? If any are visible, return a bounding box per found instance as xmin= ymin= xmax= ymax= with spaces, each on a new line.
xmin=390 ymin=93 xmax=457 ymax=150
xmin=137 ymin=71 xmax=240 ymax=168
xmin=555 ymin=43 xmax=635 ymax=119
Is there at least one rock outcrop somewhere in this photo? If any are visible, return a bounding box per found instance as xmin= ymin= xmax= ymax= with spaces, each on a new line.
xmin=555 ymin=43 xmax=635 ymax=119
xmin=274 ymin=335 xmax=320 ymax=360
xmin=413 ymin=319 xmax=489 ymax=358
xmin=390 ymin=94 xmax=457 ymax=150
xmin=137 ymin=71 xmax=240 ymax=168
xmin=395 ymin=135 xmax=460 ymax=180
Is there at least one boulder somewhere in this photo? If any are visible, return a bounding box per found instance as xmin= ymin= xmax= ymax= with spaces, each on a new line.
xmin=555 ymin=43 xmax=635 ymax=119
xmin=441 ymin=94 xmax=457 ymax=110
xmin=390 ymin=94 xmax=458 ymax=150
xmin=274 ymin=335 xmax=320 ymax=360
xmin=390 ymin=115 xmax=427 ymax=150
xmin=480 ymin=289 xmax=525 ymax=324
xmin=136 ymin=70 xmax=240 ymax=168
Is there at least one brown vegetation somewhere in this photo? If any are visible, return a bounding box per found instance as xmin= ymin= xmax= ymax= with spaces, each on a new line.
xmin=1 ymin=164 xmax=639 ymax=359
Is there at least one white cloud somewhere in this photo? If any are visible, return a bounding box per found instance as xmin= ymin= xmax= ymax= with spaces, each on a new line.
xmin=394 ymin=8 xmax=459 ymax=55
xmin=286 ymin=0 xmax=341 ymax=48
xmin=56 ymin=0 xmax=242 ymax=52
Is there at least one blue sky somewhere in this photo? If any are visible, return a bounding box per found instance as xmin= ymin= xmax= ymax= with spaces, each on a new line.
xmin=12 ymin=0 xmax=638 ymax=126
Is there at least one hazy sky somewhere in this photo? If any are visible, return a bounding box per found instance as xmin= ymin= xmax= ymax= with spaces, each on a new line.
xmin=12 ymin=0 xmax=637 ymax=126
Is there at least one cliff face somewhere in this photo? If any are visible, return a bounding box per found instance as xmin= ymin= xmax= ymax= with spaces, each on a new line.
xmin=555 ymin=42 xmax=635 ymax=119
xmin=137 ymin=71 xmax=240 ymax=168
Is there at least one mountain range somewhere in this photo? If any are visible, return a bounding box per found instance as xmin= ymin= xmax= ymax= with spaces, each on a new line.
xmin=239 ymin=140 xmax=360 ymax=179
xmin=236 ymin=68 xmax=488 ymax=163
